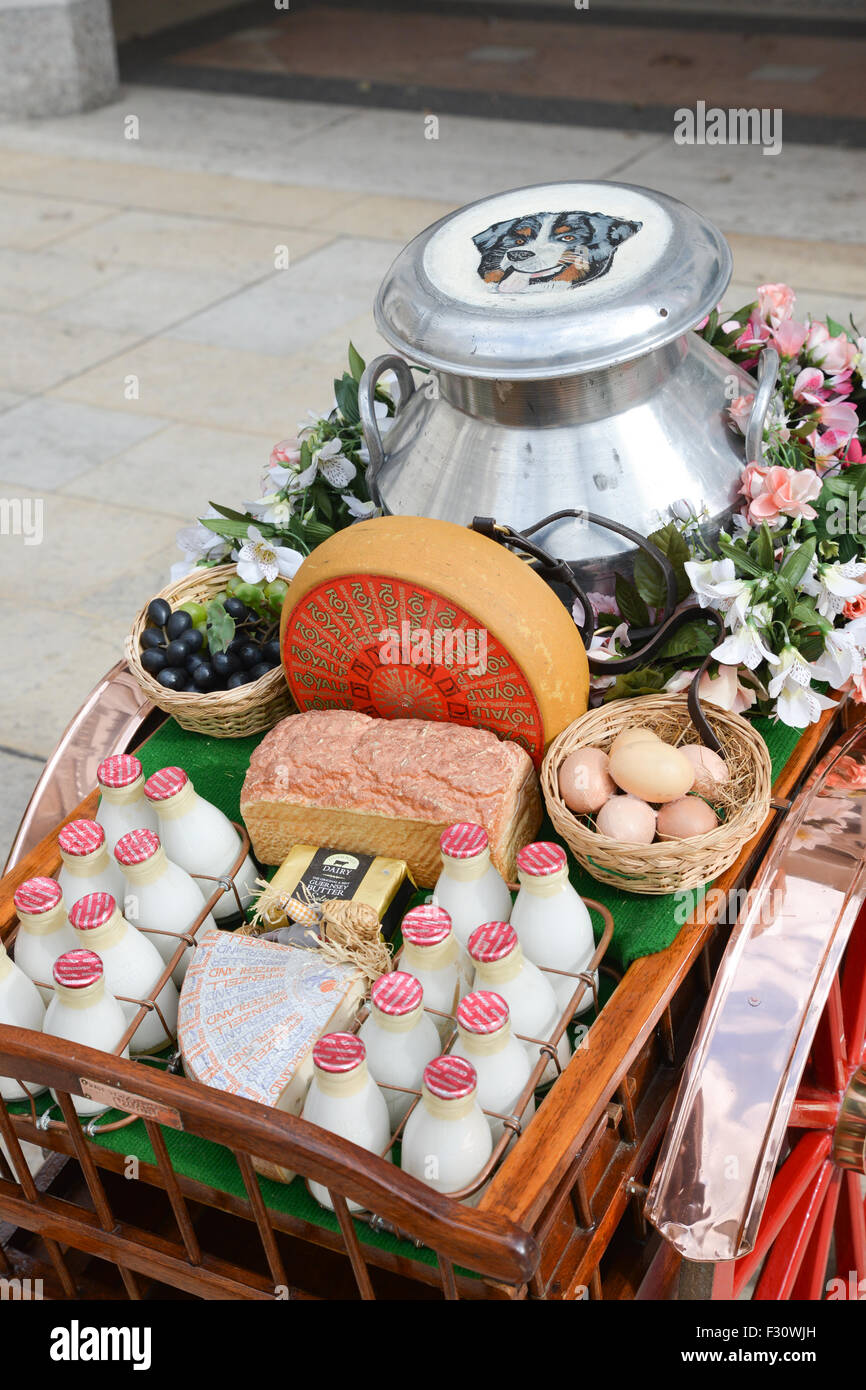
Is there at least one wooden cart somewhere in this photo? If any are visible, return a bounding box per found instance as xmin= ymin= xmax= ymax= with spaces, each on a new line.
xmin=1 ymin=678 xmax=863 ymax=1302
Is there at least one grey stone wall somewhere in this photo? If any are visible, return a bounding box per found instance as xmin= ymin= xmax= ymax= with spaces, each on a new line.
xmin=0 ymin=0 xmax=118 ymax=119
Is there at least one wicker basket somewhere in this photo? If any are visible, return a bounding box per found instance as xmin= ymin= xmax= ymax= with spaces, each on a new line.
xmin=124 ymin=565 xmax=294 ymax=738
xmin=540 ymin=694 xmax=773 ymax=895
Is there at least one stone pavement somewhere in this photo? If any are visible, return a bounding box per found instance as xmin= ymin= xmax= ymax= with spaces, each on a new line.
xmin=0 ymin=80 xmax=865 ymax=860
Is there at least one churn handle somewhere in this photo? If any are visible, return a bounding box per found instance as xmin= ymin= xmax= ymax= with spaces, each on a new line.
xmin=358 ymin=354 xmax=416 ymax=499
xmin=744 ymin=345 xmax=780 ymax=464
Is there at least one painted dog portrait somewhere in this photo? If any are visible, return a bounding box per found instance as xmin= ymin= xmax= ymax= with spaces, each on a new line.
xmin=472 ymin=210 xmax=643 ymax=292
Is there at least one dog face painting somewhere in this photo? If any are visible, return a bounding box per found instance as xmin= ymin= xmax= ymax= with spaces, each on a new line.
xmin=472 ymin=210 xmax=642 ymax=293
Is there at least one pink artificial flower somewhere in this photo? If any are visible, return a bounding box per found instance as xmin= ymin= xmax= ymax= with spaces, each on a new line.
xmin=728 ymin=393 xmax=754 ymax=435
xmin=734 ymin=315 xmax=771 ymax=353
xmin=665 ymin=664 xmax=757 ymax=714
xmin=771 ymin=319 xmax=809 ymax=359
xmin=844 ymin=595 xmax=866 ymax=620
xmin=740 ymin=463 xmax=822 ymax=525
xmin=818 ymin=399 xmax=858 ymax=438
xmin=844 ymin=437 xmax=864 ymax=465
xmin=792 ymin=367 xmax=827 ymax=404
xmin=806 ymin=428 xmax=852 ymax=471
xmin=807 ymin=324 xmax=859 ymax=374
xmin=270 ymin=438 xmax=301 ymax=469
xmin=757 ymin=283 xmax=796 ymax=328
xmin=839 ymin=672 xmax=866 ymax=707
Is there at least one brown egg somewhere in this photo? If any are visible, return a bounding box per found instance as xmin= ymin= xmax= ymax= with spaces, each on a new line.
xmin=609 ymin=739 xmax=695 ymax=804
xmin=559 ymin=747 xmax=615 ymax=814
xmin=656 ymin=796 xmax=719 ymax=840
xmin=596 ymin=795 xmax=657 ymax=845
xmin=608 ymin=727 xmax=662 ymax=758
xmin=680 ymin=744 xmax=729 ymax=799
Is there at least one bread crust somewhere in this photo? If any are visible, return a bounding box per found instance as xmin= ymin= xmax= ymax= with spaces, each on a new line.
xmin=241 ymin=711 xmax=542 ymax=885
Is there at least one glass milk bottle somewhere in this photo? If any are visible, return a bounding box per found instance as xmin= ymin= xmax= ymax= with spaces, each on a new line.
xmin=467 ymin=922 xmax=570 ymax=1085
xmin=399 ymin=905 xmax=462 ymax=1044
xmin=144 ymin=767 xmax=257 ymax=921
xmin=0 ymin=939 xmax=46 ymax=1102
xmin=58 ymin=819 xmax=125 ymax=909
xmin=68 ymin=893 xmax=178 ymax=1055
xmin=510 ymin=842 xmax=597 ymax=1015
xmin=12 ymin=877 xmax=77 ymax=1003
xmin=43 ymin=951 xmax=130 ymax=1117
xmin=452 ymin=990 xmax=534 ymax=1144
xmin=402 ymin=1055 xmax=493 ymax=1202
xmin=434 ymin=823 xmax=513 ymax=985
xmin=359 ymin=971 xmax=440 ymax=1130
xmin=95 ymin=754 xmax=158 ymax=853
xmin=114 ymin=828 xmax=216 ymax=988
xmin=301 ymin=1033 xmax=391 ymax=1213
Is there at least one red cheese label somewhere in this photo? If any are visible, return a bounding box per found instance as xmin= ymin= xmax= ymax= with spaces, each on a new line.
xmin=282 ymin=574 xmax=543 ymax=759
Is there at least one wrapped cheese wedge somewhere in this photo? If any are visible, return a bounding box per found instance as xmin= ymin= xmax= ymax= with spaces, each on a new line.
xmin=177 ymin=930 xmax=365 ymax=1182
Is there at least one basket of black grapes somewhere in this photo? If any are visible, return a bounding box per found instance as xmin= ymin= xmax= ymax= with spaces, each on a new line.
xmin=124 ymin=564 xmax=294 ymax=737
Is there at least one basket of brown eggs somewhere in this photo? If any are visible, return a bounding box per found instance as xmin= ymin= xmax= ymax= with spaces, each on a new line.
xmin=540 ymin=693 xmax=773 ymax=895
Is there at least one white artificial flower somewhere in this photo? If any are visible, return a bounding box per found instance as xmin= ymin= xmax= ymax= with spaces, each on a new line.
xmin=236 ymin=525 xmax=303 ymax=585
xmin=767 ymin=646 xmax=836 ymax=728
xmin=810 ymin=628 xmax=863 ymax=687
xmin=589 ymin=623 xmax=630 ymax=661
xmin=684 ymin=557 xmax=736 ymax=607
xmin=290 ymin=436 xmax=357 ymax=492
xmin=175 ymin=512 xmax=232 ymax=566
xmin=711 ymin=620 xmax=779 ymax=671
xmin=244 ymin=492 xmax=296 ymax=527
xmin=342 ymin=494 xmax=380 ymax=519
xmin=801 ymin=559 xmax=866 ymax=619
xmin=664 ymin=663 xmax=757 ymax=714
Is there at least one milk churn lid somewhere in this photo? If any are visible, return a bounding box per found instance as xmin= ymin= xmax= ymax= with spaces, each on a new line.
xmin=374 ymin=180 xmax=731 ymax=380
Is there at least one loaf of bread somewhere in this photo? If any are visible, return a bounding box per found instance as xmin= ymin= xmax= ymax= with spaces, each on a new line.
xmin=241 ymin=710 xmax=542 ymax=886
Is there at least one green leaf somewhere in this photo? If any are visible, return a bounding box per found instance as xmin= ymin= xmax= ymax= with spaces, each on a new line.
xmin=825 ymin=315 xmax=845 ymax=339
xmin=701 ymin=308 xmax=719 ymax=343
xmin=602 ymin=667 xmax=667 ymax=703
xmin=633 ymin=523 xmax=691 ymax=608
xmin=334 ymin=373 xmax=360 ymax=425
xmin=716 ymin=534 xmax=764 ymax=578
xmin=302 ymin=518 xmax=335 ymax=543
xmin=199 ymin=517 xmax=256 ymax=540
xmin=779 ymin=536 xmax=816 ymax=587
xmin=658 ymin=620 xmax=718 ymax=661
xmin=755 ymin=523 xmax=775 ymax=571
xmin=347 ymin=341 xmax=366 ymax=383
xmin=614 ymin=574 xmax=650 ymax=628
xmin=797 ymin=631 xmax=826 ymax=663
xmin=205 ymin=600 xmax=235 ymax=655
xmin=206 ymin=501 xmax=254 ymax=525
xmin=791 ymin=601 xmax=820 ymax=626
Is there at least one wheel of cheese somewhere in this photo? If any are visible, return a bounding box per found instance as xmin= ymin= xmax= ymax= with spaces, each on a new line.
xmin=280 ymin=516 xmax=589 ymax=766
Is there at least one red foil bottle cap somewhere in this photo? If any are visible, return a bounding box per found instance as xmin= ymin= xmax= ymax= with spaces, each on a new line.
xmin=423 ymin=1055 xmax=477 ymax=1100
xmin=467 ymin=921 xmax=518 ymax=964
xmin=456 ymin=990 xmax=510 ymax=1035
xmin=440 ymin=823 xmax=489 ymax=859
xmin=58 ymin=819 xmax=105 ymax=857
xmin=516 ymin=842 xmax=568 ymax=876
xmin=371 ymin=971 xmax=423 ymax=1016
xmin=401 ymin=904 xmax=452 ymax=947
xmin=53 ymin=950 xmax=103 ymax=989
xmin=144 ymin=766 xmax=189 ymax=802
xmin=14 ymin=877 xmax=63 ymax=916
xmin=69 ymin=893 xmax=117 ymax=932
xmin=97 ymin=755 xmax=143 ymax=789
xmin=312 ymin=1033 xmax=366 ymax=1074
xmin=115 ymin=829 xmax=161 ymax=866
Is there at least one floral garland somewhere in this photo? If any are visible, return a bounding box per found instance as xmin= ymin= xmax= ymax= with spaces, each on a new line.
xmin=586 ymin=284 xmax=865 ymax=729
xmin=173 ymin=296 xmax=864 ymax=732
